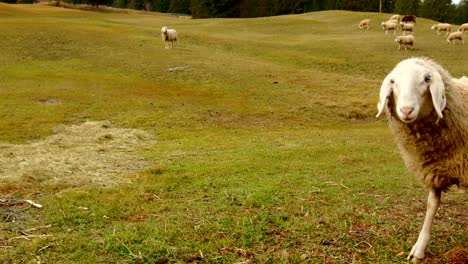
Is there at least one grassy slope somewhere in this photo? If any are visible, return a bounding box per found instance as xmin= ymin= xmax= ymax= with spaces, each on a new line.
xmin=0 ymin=4 xmax=466 ymax=263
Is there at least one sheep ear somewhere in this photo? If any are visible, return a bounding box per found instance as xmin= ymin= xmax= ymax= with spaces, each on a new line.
xmin=376 ymin=76 xmax=393 ymax=118
xmin=429 ymin=71 xmax=446 ymax=119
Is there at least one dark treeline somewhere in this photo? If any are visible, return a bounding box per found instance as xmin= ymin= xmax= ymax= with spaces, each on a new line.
xmin=186 ymin=0 xmax=468 ymax=24
xmin=6 ymin=0 xmax=468 ymax=24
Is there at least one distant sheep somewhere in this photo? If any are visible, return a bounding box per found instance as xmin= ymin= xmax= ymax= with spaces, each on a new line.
xmin=161 ymin=26 xmax=177 ymax=49
xmin=431 ymin=23 xmax=451 ymax=36
xmin=447 ymin=31 xmax=464 ymax=44
xmin=395 ymin=35 xmax=414 ymax=50
xmin=376 ymin=57 xmax=468 ymax=262
xmin=401 ymin=15 xmax=416 ymax=23
xmin=459 ymin=23 xmax=468 ymax=33
xmin=389 ymin=14 xmax=401 ymax=23
xmin=400 ymin=22 xmax=414 ymax=35
xmin=381 ymin=21 xmax=398 ymax=34
xmin=359 ymin=19 xmax=371 ymax=31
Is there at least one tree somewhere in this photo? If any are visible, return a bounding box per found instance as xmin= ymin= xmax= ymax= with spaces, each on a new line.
xmin=381 ymin=0 xmax=396 ymax=13
xmin=339 ymin=0 xmax=379 ymax=12
xmin=190 ymin=0 xmax=211 ymax=18
xmin=458 ymin=1 xmax=468 ymax=24
xmin=151 ymin=0 xmax=170 ymax=12
xmin=420 ymin=0 xmax=452 ymax=22
xmin=394 ymin=0 xmax=420 ymax=15
xmin=168 ymin=0 xmax=191 ymax=14
xmin=210 ymin=0 xmax=241 ymax=18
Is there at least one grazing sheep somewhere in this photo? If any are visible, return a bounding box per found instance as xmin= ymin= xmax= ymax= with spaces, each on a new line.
xmin=389 ymin=14 xmax=401 ymax=23
xmin=381 ymin=21 xmax=398 ymax=34
xmin=395 ymin=35 xmax=414 ymax=50
xmin=376 ymin=57 xmax=468 ymax=262
xmin=431 ymin=23 xmax=451 ymax=36
xmin=447 ymin=31 xmax=464 ymax=44
xmin=359 ymin=19 xmax=371 ymax=31
xmin=400 ymin=22 xmax=414 ymax=35
xmin=459 ymin=23 xmax=468 ymax=33
xmin=401 ymin=15 xmax=416 ymax=23
xmin=161 ymin=26 xmax=177 ymax=49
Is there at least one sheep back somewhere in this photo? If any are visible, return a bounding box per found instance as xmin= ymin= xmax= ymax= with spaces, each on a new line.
xmin=459 ymin=23 xmax=468 ymax=32
xmin=402 ymin=15 xmax=416 ymax=23
xmin=447 ymin=31 xmax=463 ymax=42
xmin=359 ymin=19 xmax=371 ymax=29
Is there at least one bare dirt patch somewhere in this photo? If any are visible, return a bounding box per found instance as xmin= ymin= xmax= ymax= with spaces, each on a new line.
xmin=37 ymin=97 xmax=60 ymax=105
xmin=0 ymin=121 xmax=155 ymax=188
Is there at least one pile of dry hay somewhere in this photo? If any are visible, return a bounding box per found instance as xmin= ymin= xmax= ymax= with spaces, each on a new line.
xmin=0 ymin=121 xmax=155 ymax=187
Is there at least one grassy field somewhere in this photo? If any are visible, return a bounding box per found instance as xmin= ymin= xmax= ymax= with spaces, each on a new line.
xmin=0 ymin=3 xmax=467 ymax=263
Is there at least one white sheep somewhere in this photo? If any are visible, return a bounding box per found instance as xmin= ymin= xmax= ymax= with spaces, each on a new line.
xmin=389 ymin=14 xmax=401 ymax=23
xmin=446 ymin=31 xmax=464 ymax=44
xmin=394 ymin=35 xmax=414 ymax=50
xmin=359 ymin=19 xmax=371 ymax=31
xmin=161 ymin=26 xmax=177 ymax=49
xmin=458 ymin=23 xmax=468 ymax=33
xmin=399 ymin=22 xmax=414 ymax=35
xmin=376 ymin=57 xmax=468 ymax=262
xmin=431 ymin=23 xmax=451 ymax=36
xmin=381 ymin=21 xmax=398 ymax=34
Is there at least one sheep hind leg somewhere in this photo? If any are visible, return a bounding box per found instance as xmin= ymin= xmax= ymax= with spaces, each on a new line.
xmin=407 ymin=189 xmax=441 ymax=262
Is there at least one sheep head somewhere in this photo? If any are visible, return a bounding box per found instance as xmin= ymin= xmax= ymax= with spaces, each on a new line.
xmin=376 ymin=58 xmax=447 ymax=123
xmin=161 ymin=26 xmax=168 ymax=34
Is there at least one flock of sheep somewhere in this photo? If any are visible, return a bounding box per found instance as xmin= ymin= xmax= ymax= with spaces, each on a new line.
xmin=163 ymin=17 xmax=467 ymax=51
xmin=159 ymin=16 xmax=468 ymax=263
xmin=359 ymin=15 xmax=468 ymax=51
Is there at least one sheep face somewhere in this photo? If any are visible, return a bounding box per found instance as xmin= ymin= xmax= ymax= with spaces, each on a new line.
xmin=377 ymin=59 xmax=447 ymax=123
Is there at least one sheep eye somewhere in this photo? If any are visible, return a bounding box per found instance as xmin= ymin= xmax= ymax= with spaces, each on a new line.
xmin=424 ymin=75 xmax=431 ymax=83
xmin=390 ymin=79 xmax=394 ymax=84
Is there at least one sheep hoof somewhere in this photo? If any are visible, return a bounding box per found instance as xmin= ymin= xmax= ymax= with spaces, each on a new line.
xmin=407 ymin=245 xmax=425 ymax=262
xmin=407 ymin=255 xmax=423 ymax=263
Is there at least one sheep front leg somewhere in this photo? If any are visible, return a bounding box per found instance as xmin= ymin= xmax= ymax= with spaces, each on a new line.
xmin=408 ymin=189 xmax=441 ymax=261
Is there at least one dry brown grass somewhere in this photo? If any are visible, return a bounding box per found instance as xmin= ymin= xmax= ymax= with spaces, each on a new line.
xmin=0 ymin=121 xmax=155 ymax=189
xmin=424 ymin=247 xmax=468 ymax=264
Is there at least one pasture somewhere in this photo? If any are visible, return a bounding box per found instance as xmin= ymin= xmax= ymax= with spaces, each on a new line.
xmin=0 ymin=3 xmax=466 ymax=263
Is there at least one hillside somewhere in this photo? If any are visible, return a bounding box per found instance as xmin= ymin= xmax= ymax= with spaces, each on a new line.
xmin=0 ymin=4 xmax=466 ymax=263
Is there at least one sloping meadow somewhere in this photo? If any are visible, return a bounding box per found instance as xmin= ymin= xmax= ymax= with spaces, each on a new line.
xmin=0 ymin=4 xmax=466 ymax=263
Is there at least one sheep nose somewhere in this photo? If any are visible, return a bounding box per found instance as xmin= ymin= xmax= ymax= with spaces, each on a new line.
xmin=400 ymin=107 xmax=414 ymax=117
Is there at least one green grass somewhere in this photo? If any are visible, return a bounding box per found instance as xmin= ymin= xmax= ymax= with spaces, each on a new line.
xmin=0 ymin=4 xmax=467 ymax=263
